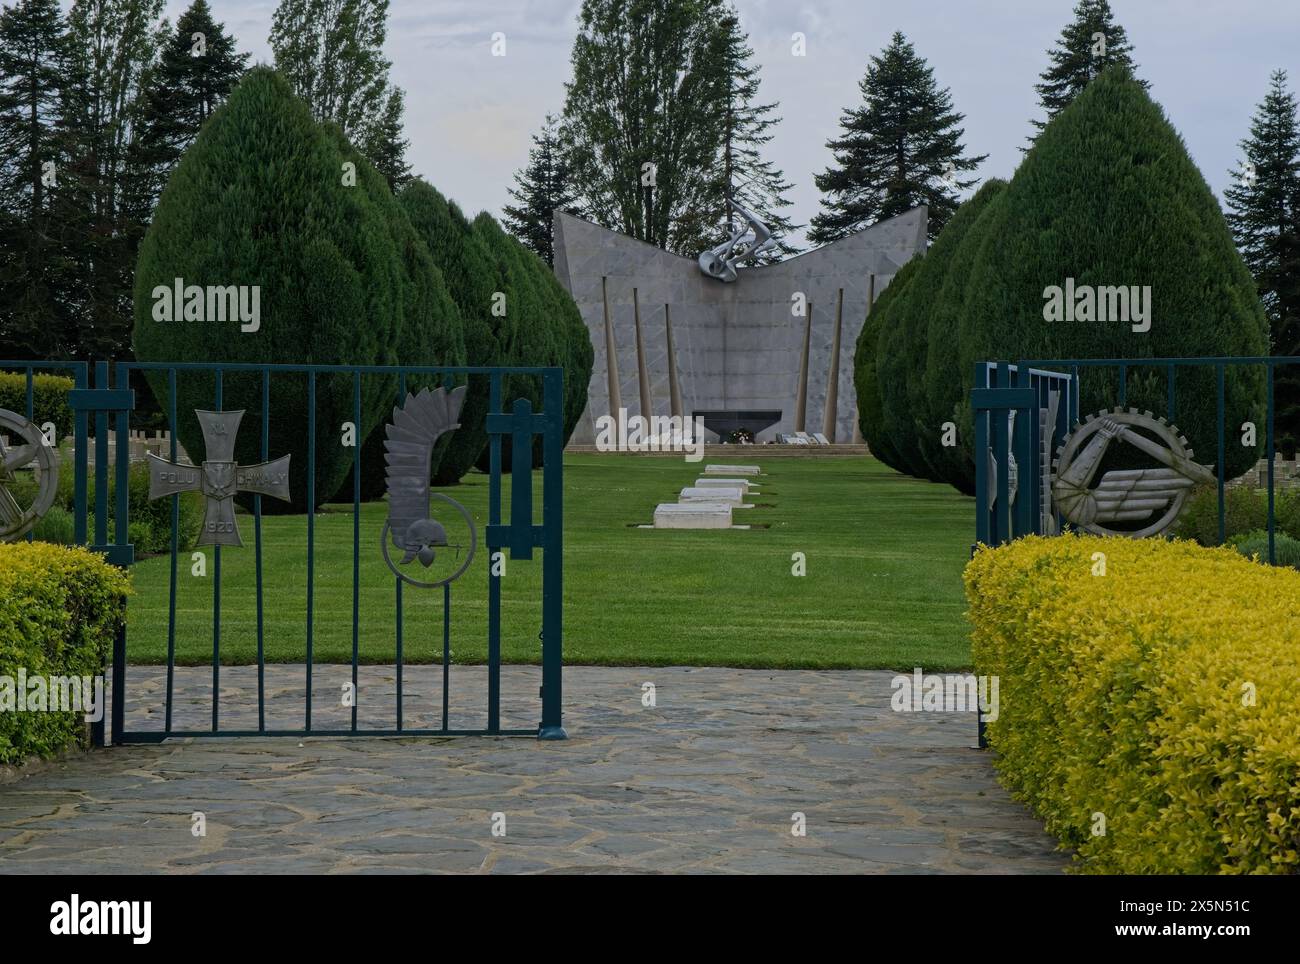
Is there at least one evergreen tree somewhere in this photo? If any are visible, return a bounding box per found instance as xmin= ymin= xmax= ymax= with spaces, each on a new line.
xmin=61 ymin=0 xmax=166 ymax=361
xmin=133 ymin=67 xmax=407 ymax=510
xmin=0 ymin=0 xmax=75 ymax=359
xmin=562 ymin=0 xmax=729 ymax=256
xmin=809 ymin=31 xmax=984 ymax=245
xmin=1225 ymin=70 xmax=1300 ymax=455
xmin=125 ymin=0 xmax=248 ymax=227
xmin=708 ymin=4 xmax=797 ymax=260
xmin=269 ymin=0 xmax=409 ymax=190
xmin=503 ymin=114 xmax=579 ymax=267
xmin=958 ymin=68 xmax=1268 ymax=487
xmin=1030 ymin=0 xmax=1143 ymax=141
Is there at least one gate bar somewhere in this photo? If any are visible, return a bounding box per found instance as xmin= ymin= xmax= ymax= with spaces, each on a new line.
xmin=256 ymin=369 xmax=269 ymax=731
xmin=306 ymin=371 xmax=316 ymax=729
xmin=352 ymin=371 xmax=361 ymax=732
xmin=165 ymin=369 xmax=178 ymax=733
xmin=213 ymin=370 xmax=223 ymax=731
xmin=488 ymin=372 xmax=502 ymax=734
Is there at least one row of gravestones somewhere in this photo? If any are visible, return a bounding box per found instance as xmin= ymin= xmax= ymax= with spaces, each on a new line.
xmin=1228 ymin=457 xmax=1300 ymax=490
xmin=650 ymin=465 xmax=763 ymax=529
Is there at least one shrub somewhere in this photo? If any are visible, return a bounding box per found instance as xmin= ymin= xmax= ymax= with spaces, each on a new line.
xmin=854 ymin=256 xmax=918 ymax=472
xmin=133 ymin=67 xmax=405 ymax=511
xmin=1175 ymin=484 xmax=1269 ymax=545
xmin=7 ymin=460 xmax=202 ymax=553
xmin=0 ymin=371 xmax=73 ymax=433
xmin=322 ymin=129 xmax=467 ymax=502
xmin=0 ymin=543 xmax=130 ymax=763
xmin=398 ymin=181 xmax=500 ymax=483
xmin=922 ymin=180 xmax=1006 ymax=494
xmin=877 ymin=180 xmax=1007 ymax=484
xmin=966 ymin=535 xmax=1300 ymax=874
xmin=1230 ymin=529 xmax=1300 ymax=570
xmin=957 ymin=69 xmax=1269 ymax=486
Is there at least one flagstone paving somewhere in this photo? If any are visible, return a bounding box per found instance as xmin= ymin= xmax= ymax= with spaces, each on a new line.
xmin=0 ymin=666 xmax=1067 ymax=874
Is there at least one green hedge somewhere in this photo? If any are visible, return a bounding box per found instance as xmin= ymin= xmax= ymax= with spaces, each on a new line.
xmin=323 ymin=128 xmax=468 ymax=502
xmin=967 ymin=535 xmax=1300 ymax=873
xmin=5 ymin=460 xmax=203 ymax=554
xmin=0 ymin=543 xmax=129 ymax=764
xmin=0 ymin=371 xmax=73 ymax=434
xmin=398 ymin=181 xmax=500 ymax=484
xmin=854 ymin=257 xmax=918 ymax=473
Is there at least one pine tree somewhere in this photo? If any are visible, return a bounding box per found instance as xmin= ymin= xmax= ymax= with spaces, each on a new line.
xmin=502 ymin=114 xmax=579 ymax=266
xmin=1225 ymin=69 xmax=1300 ymax=456
xmin=125 ymin=0 xmax=248 ymax=227
xmin=709 ymin=4 xmax=797 ymax=260
xmin=269 ymin=0 xmax=410 ymax=190
xmin=0 ymin=0 xmax=75 ymax=359
xmin=808 ymin=32 xmax=984 ymax=245
xmin=562 ymin=0 xmax=729 ymax=256
xmin=1030 ymin=0 xmax=1143 ymax=141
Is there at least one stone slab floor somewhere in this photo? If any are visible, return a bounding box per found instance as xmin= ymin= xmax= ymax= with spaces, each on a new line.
xmin=0 ymin=666 xmax=1066 ymax=874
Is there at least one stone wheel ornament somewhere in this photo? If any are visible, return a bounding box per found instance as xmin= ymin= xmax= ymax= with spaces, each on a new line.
xmin=381 ymin=385 xmax=478 ymax=589
xmin=0 ymin=408 xmax=59 ymax=542
xmin=1051 ymin=408 xmax=1218 ymax=538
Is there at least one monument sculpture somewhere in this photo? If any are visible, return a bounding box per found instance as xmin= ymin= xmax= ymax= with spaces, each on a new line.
xmin=697 ymin=198 xmax=777 ymax=283
xmin=554 ymin=205 xmax=927 ymax=447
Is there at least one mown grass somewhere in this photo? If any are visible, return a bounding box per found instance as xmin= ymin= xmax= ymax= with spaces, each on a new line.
xmin=124 ymin=454 xmax=976 ymax=670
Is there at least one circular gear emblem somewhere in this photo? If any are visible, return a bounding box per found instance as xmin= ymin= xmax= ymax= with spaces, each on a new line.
xmin=1051 ymin=407 xmax=1217 ymax=539
xmin=0 ymin=408 xmax=59 ymax=542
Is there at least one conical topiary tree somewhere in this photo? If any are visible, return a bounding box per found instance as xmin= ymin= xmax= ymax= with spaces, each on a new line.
xmin=877 ymin=183 xmax=1008 ymax=484
xmin=473 ymin=212 xmax=549 ymax=469
xmin=133 ymin=66 xmax=404 ymax=511
xmin=322 ymin=126 xmax=467 ymax=502
xmin=397 ymin=180 xmax=500 ymax=483
xmin=921 ymin=179 xmax=1006 ymax=494
xmin=957 ymin=67 xmax=1268 ymax=483
xmin=854 ymin=256 xmax=920 ymax=472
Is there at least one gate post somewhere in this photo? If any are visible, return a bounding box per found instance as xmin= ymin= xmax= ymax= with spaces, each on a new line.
xmin=539 ymin=369 xmax=566 ymax=740
xmin=67 ymin=361 xmax=135 ymax=745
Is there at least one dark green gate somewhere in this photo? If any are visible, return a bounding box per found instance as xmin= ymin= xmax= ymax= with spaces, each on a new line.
xmin=3 ymin=359 xmax=566 ymax=743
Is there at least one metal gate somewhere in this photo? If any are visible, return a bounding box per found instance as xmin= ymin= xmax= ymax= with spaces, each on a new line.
xmin=1 ymin=359 xmax=566 ymax=743
xmin=974 ymin=356 xmax=1290 ymax=564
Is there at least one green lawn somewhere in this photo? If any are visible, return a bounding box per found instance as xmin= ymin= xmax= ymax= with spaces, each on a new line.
xmin=125 ymin=454 xmax=977 ymax=671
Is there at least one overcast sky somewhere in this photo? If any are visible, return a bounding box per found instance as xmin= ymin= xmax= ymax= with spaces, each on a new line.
xmin=162 ymin=0 xmax=1300 ymax=247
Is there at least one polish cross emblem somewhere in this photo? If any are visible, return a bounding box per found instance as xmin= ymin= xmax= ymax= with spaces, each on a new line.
xmin=147 ymin=410 xmax=291 ymax=547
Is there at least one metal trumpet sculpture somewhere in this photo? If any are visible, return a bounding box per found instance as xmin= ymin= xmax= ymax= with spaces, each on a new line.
xmin=697 ymin=198 xmax=777 ymax=283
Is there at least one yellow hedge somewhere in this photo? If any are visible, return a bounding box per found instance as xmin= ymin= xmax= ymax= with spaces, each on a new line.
xmin=965 ymin=535 xmax=1300 ymax=874
xmin=0 ymin=542 xmax=130 ymax=763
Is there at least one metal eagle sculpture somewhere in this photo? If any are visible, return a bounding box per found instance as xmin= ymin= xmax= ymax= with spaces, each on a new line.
xmin=384 ymin=385 xmax=469 ymax=567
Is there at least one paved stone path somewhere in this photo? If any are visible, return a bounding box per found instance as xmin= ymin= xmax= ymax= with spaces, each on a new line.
xmin=0 ymin=666 xmax=1066 ymax=873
